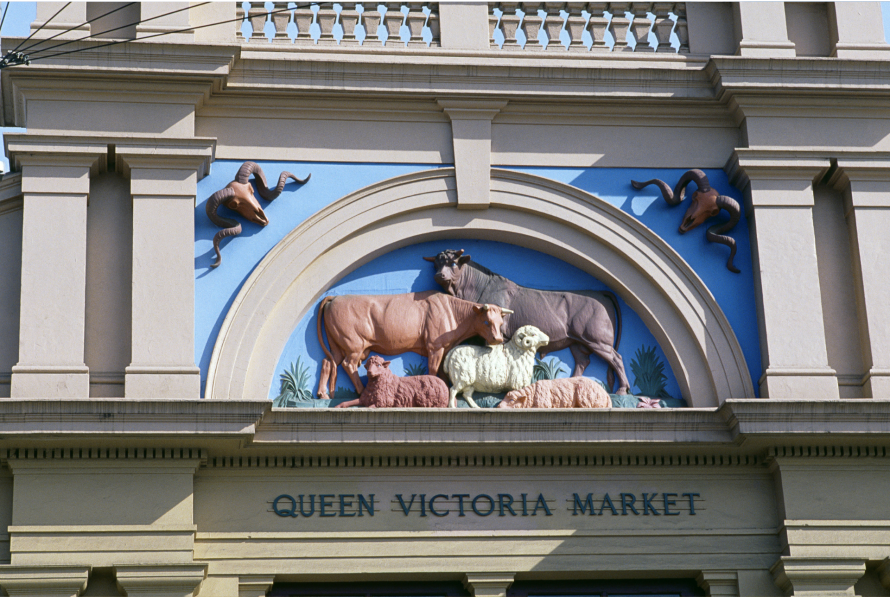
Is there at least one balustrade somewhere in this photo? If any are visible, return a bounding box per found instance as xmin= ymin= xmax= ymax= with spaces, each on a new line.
xmin=234 ymin=2 xmax=688 ymax=53
xmin=236 ymin=2 xmax=439 ymax=47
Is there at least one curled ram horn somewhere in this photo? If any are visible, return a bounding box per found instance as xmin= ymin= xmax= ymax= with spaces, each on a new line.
xmin=205 ymin=161 xmax=311 ymax=268
xmin=631 ymin=169 xmax=741 ymax=274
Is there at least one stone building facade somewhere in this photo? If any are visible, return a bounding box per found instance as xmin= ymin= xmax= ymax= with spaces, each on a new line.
xmin=0 ymin=2 xmax=889 ymax=596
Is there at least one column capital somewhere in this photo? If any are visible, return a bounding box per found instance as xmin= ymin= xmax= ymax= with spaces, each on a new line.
xmin=115 ymin=564 xmax=207 ymax=597
xmin=696 ymin=570 xmax=739 ymax=596
xmin=726 ymin=149 xmax=831 ymax=189
xmin=437 ymin=98 xmax=509 ymax=121
xmin=239 ymin=574 xmax=276 ymax=597
xmin=770 ymin=556 xmax=865 ymax=597
xmin=0 ymin=566 xmax=90 ymax=597
xmin=463 ymin=573 xmax=515 ymax=597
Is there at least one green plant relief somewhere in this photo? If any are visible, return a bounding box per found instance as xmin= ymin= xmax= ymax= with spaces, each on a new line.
xmin=404 ymin=362 xmax=427 ymax=377
xmin=532 ymin=356 xmax=566 ymax=382
xmin=273 ymin=356 xmax=314 ymax=407
xmin=629 ymin=345 xmax=671 ymax=398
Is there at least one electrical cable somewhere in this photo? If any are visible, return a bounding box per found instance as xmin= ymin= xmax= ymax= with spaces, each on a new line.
xmin=18 ymin=2 xmax=138 ymax=55
xmin=19 ymin=2 xmax=332 ymax=65
xmin=23 ymin=2 xmax=209 ymax=58
xmin=0 ymin=3 xmax=11 ymax=37
xmin=9 ymin=2 xmax=69 ymax=54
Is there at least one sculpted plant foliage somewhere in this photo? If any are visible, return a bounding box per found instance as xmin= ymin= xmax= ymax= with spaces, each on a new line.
xmin=273 ymin=357 xmax=313 ymax=407
xmin=630 ymin=345 xmax=671 ymax=399
xmin=532 ymin=356 xmax=566 ymax=382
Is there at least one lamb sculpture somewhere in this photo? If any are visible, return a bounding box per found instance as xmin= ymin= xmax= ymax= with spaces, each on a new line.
xmin=335 ymin=355 xmax=449 ymax=409
xmin=443 ymin=325 xmax=550 ymax=409
xmin=498 ymin=377 xmax=612 ymax=409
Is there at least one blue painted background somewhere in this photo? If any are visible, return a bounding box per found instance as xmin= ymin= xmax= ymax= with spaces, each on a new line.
xmin=195 ymin=162 xmax=761 ymax=400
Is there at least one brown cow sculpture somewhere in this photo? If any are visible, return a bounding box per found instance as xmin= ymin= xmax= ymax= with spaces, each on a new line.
xmin=206 ymin=161 xmax=310 ymax=268
xmin=316 ymin=291 xmax=510 ymax=399
xmin=424 ymin=250 xmax=630 ymax=394
xmin=631 ymin=169 xmax=741 ymax=273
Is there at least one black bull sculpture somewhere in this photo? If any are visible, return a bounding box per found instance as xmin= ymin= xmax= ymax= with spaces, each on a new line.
xmin=424 ymin=250 xmax=630 ymax=394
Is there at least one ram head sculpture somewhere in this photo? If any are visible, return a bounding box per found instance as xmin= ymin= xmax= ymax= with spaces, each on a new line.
xmin=206 ymin=161 xmax=310 ymax=268
xmin=631 ymin=169 xmax=741 ymax=273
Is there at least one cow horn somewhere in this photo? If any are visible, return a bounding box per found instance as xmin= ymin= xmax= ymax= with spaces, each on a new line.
xmin=707 ymin=195 xmax=742 ymax=273
xmin=206 ymin=187 xmax=241 ymax=268
xmin=631 ymin=169 xmax=711 ymax=206
xmin=236 ymin=161 xmax=310 ymax=201
xmin=500 ymin=308 xmax=514 ymax=314
xmin=455 ymin=249 xmax=464 ymax=257
xmin=423 ymin=256 xmax=436 ymax=262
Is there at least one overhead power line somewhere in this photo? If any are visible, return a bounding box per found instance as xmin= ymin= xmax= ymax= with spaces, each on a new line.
xmin=18 ymin=3 xmax=139 ymax=56
xmin=0 ymin=2 xmax=333 ymax=69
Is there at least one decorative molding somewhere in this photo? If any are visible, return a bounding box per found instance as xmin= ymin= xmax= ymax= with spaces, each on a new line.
xmin=770 ymin=556 xmax=865 ymax=597
xmin=0 ymin=566 xmax=90 ymax=597
xmin=464 ymin=573 xmax=515 ymax=597
xmin=696 ymin=570 xmax=739 ymax=597
xmin=3 ymin=447 xmax=208 ymax=463
xmin=115 ymin=564 xmax=207 ymax=597
xmin=205 ymin=451 xmax=763 ymax=470
xmin=239 ymin=575 xmax=275 ymax=597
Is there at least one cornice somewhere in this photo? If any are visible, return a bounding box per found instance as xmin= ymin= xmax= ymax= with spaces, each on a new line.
xmin=5 ymin=133 xmax=216 ymax=179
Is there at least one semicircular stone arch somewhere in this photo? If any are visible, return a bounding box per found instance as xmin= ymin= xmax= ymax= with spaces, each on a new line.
xmin=205 ymin=168 xmax=754 ymax=407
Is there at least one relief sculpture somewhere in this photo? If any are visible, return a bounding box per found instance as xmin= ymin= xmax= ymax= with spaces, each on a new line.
xmin=335 ymin=355 xmax=449 ymax=409
xmin=631 ymin=169 xmax=741 ymax=273
xmin=424 ymin=249 xmax=630 ymax=394
xmin=206 ymin=161 xmax=310 ymax=268
xmin=315 ymin=291 xmax=510 ymax=399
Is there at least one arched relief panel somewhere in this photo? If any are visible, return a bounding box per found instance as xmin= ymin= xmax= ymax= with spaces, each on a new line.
xmin=206 ymin=168 xmax=754 ymax=407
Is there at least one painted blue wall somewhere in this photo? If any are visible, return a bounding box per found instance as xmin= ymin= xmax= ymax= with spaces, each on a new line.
xmin=272 ymin=239 xmax=683 ymax=402
xmin=196 ymin=163 xmax=761 ymax=400
xmin=195 ymin=161 xmax=441 ymax=395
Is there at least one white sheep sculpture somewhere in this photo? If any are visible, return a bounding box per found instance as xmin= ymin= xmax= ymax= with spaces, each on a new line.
xmin=443 ymin=325 xmax=550 ymax=408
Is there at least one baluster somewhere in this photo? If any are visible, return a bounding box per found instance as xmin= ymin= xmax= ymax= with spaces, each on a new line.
xmin=340 ymin=3 xmax=360 ymax=44
xmin=565 ymin=2 xmax=589 ymax=51
xmin=630 ymin=3 xmax=653 ymax=52
xmin=316 ymin=4 xmax=339 ymax=44
xmin=383 ymin=3 xmax=404 ymax=46
xmin=608 ymin=2 xmax=631 ymax=51
xmin=237 ymin=3 xmax=247 ymax=41
xmin=272 ymin=1 xmax=292 ymax=43
xmin=405 ymin=2 xmax=427 ymax=47
xmin=248 ymin=4 xmax=269 ymax=41
xmin=499 ymin=3 xmax=521 ymax=50
xmin=363 ymin=4 xmax=383 ymax=44
xmin=650 ymin=2 xmax=673 ymax=52
xmin=587 ymin=2 xmax=609 ymax=50
xmin=489 ymin=4 xmax=500 ymax=48
xmin=520 ymin=3 xmax=544 ymax=50
xmin=543 ymin=4 xmax=566 ymax=50
xmin=425 ymin=5 xmax=440 ymax=46
xmin=673 ymin=2 xmax=688 ymax=52
xmin=293 ymin=5 xmax=314 ymax=43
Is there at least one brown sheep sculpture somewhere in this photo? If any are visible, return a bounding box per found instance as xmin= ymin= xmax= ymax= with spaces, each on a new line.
xmin=497 ymin=377 xmax=612 ymax=409
xmin=335 ymin=356 xmax=449 ymax=408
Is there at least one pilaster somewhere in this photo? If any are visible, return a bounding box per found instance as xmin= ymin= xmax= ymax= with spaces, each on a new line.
xmin=10 ymin=150 xmax=102 ymax=398
xmin=438 ymin=99 xmax=507 ymax=210
xmin=727 ymin=151 xmax=838 ymax=399
xmin=0 ymin=566 xmax=89 ymax=597
xmin=463 ymin=573 xmax=515 ymax=597
xmin=115 ymin=564 xmax=207 ymax=597
xmin=828 ymin=2 xmax=890 ymax=59
xmin=117 ymin=144 xmax=214 ymax=399
xmin=697 ymin=570 xmax=740 ymax=597
xmin=733 ymin=2 xmax=796 ymax=57
xmin=770 ymin=557 xmax=865 ymax=597
xmin=828 ymin=159 xmax=890 ymax=398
